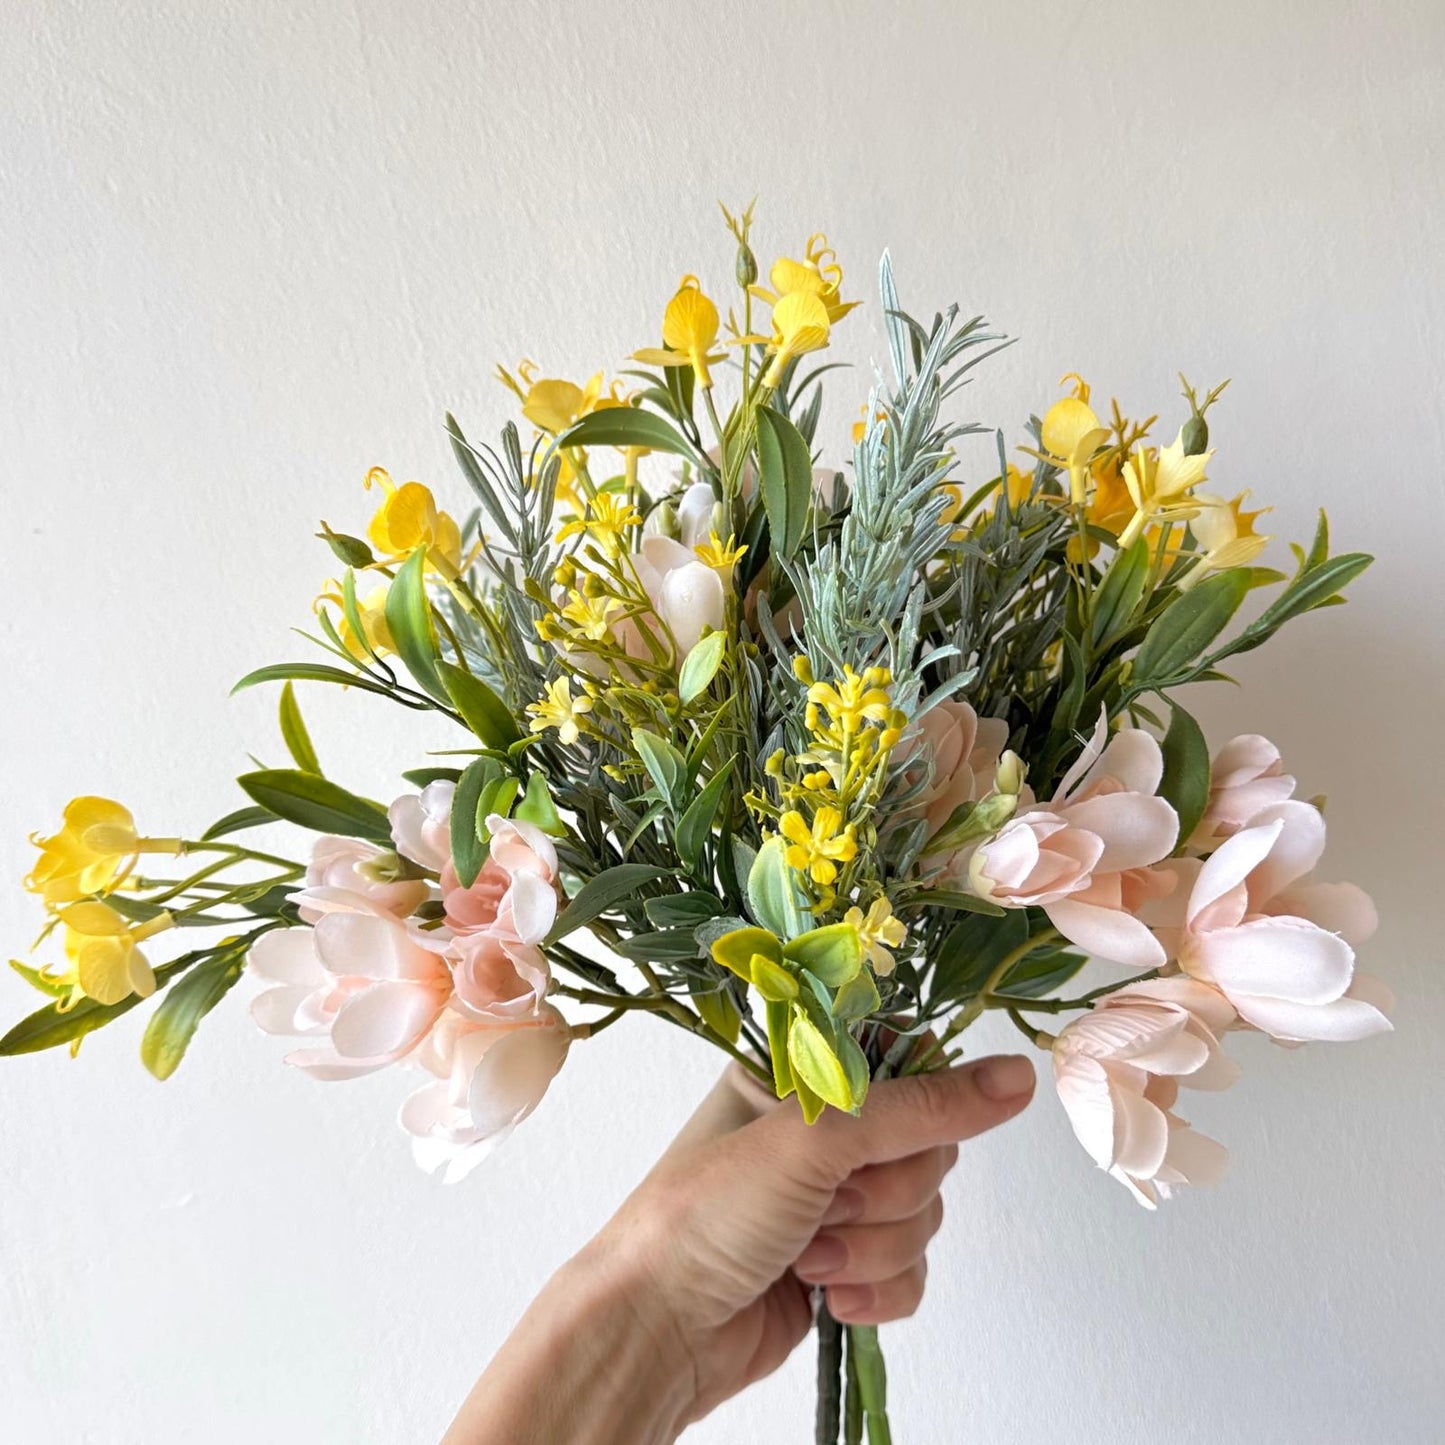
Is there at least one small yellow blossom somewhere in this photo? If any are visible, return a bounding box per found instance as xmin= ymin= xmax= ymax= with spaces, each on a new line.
xmin=693 ymin=530 xmax=748 ymax=575
xmin=807 ymin=666 xmax=894 ymax=734
xmin=48 ymin=901 xmax=171 ymax=1008
xmin=316 ymin=580 xmax=394 ymax=661
xmin=779 ymin=806 xmax=859 ymax=886
xmin=1039 ymin=376 xmax=1112 ymax=506
xmin=26 ymin=798 xmax=180 ymax=908
xmin=554 ymin=492 xmax=641 ymax=555
xmin=364 ymin=468 xmax=463 ymax=573
xmin=1118 ymin=430 xmax=1214 ymax=546
xmin=527 ymin=677 xmax=594 ymax=746
xmin=750 ymin=234 xmax=860 ymax=327
xmin=558 ymin=590 xmax=620 ymax=643
xmin=1178 ymin=491 xmax=1271 ymax=587
xmin=759 ymin=291 xmax=832 ymax=386
xmin=852 ymin=405 xmax=888 ymax=447
xmin=632 ymin=276 xmax=725 ymax=389
xmin=845 ymin=897 xmax=908 ymax=976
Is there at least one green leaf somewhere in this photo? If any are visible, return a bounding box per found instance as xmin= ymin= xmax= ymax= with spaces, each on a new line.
xmin=9 ymin=960 xmax=70 ymax=998
xmin=1159 ymin=701 xmax=1210 ymax=847
xmin=678 ymin=631 xmax=726 ymax=704
xmin=833 ymin=969 xmax=881 ymax=1022
xmin=756 ymin=405 xmax=813 ymax=562
xmin=765 ymin=998 xmax=794 ymax=1099
xmin=237 ymin=769 xmax=391 ymax=842
xmin=783 ymin=923 xmax=863 ymax=987
xmin=450 ymin=757 xmax=503 ymax=888
xmin=514 ymin=771 xmax=566 ymax=835
xmin=0 ymin=953 xmax=204 ymax=1056
xmin=446 ymin=413 xmax=519 ymax=548
xmin=676 ymin=758 xmax=736 ymax=874
xmin=747 ymin=836 xmax=813 ymax=940
xmin=614 ymin=929 xmax=705 ymax=964
xmin=928 ymin=910 xmax=1029 ymax=1008
xmin=555 ymin=405 xmax=704 ymax=462
xmin=438 ymin=661 xmax=521 ymax=748
xmin=278 ymin=682 xmax=322 ymax=774
xmin=384 ymin=548 xmax=450 ymax=704
xmin=401 ymin=766 xmax=462 ymax=788
xmin=200 ymin=805 xmax=276 ymax=841
xmin=546 ymin=864 xmax=671 ymax=943
xmin=644 ymin=892 xmax=724 ymax=928
xmin=231 ymin=662 xmax=393 ymax=699
xmin=140 ymin=940 xmax=250 ymax=1080
xmin=994 ymin=946 xmax=1088 ymax=999
xmin=316 ymin=523 xmax=375 ymax=569
xmin=690 ymin=978 xmax=741 ymax=1043
xmin=787 ymin=1011 xmax=854 ymax=1112
xmin=1253 ymin=553 xmax=1372 ymax=632
xmin=1134 ymin=569 xmax=1250 ymax=681
xmin=476 ymin=775 xmax=521 ymax=842
xmin=905 ymin=888 xmax=1006 ymax=917
xmin=632 ymin=728 xmax=686 ymax=809
xmin=1090 ymin=538 xmax=1150 ymax=650
xmin=1305 ymin=509 xmax=1330 ymax=571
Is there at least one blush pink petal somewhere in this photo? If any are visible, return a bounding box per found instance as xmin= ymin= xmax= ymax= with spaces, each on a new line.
xmin=1186 ymin=917 xmax=1353 ymax=1004
xmin=1081 ymin=728 xmax=1165 ymax=798
xmin=1054 ymin=710 xmax=1110 ymax=803
xmin=1045 ymin=897 xmax=1167 ymax=970
xmin=1229 ymin=980 xmax=1394 ymax=1043
xmin=1243 ymin=800 xmax=1327 ymax=903
xmin=313 ymin=910 xmax=444 ymax=983
xmin=1186 ymin=819 xmax=1284 ymax=926
xmin=1059 ymin=793 xmax=1179 ymax=872
xmin=248 ymin=927 xmax=327 ymax=987
xmin=1268 ymin=880 xmax=1378 ymax=946
xmin=388 ymin=781 xmax=455 ymax=872
xmin=331 ymin=980 xmax=448 ymax=1060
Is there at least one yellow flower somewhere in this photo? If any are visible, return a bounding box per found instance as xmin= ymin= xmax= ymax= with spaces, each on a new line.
xmin=1178 ymin=491 xmax=1271 ymax=587
xmin=25 ymin=797 xmax=180 ymax=908
xmin=779 ymin=806 xmax=858 ymax=886
xmin=554 ymin=491 xmax=642 ymax=555
xmin=1039 ymin=376 xmax=1111 ymax=506
xmin=316 ymin=580 xmax=394 ymax=661
xmin=527 ymin=677 xmax=594 ymax=746
xmin=364 ymin=468 xmax=463 ymax=573
xmin=1118 ymin=429 xmax=1214 ymax=546
xmin=51 ymin=901 xmax=171 ymax=1008
xmin=631 ymin=276 xmax=725 ymax=389
xmin=759 ymin=291 xmax=832 ymax=386
xmin=559 ymin=590 xmax=620 ymax=643
xmin=750 ymin=234 xmax=860 ymax=326
xmin=844 ymin=897 xmax=907 ymax=976
xmin=806 ymin=666 xmax=894 ymax=734
xmin=852 ymin=405 xmax=887 ymax=446
xmin=694 ymin=530 xmax=748 ymax=576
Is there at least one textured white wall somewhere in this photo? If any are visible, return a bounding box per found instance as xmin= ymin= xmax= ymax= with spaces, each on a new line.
xmin=2 ymin=2 xmax=1442 ymax=1441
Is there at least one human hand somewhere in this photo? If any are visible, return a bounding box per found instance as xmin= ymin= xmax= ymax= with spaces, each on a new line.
xmin=446 ymin=1053 xmax=1035 ymax=1444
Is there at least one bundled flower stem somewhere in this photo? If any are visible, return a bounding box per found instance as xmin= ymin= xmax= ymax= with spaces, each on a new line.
xmin=6 ymin=205 xmax=1392 ymax=1438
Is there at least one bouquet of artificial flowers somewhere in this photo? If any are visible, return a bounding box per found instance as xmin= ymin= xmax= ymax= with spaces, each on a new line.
xmin=7 ymin=204 xmax=1390 ymax=1443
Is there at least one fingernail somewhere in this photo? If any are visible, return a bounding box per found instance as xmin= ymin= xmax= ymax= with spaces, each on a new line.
xmin=795 ymin=1233 xmax=849 ymax=1281
xmin=828 ymin=1284 xmax=875 ymax=1318
xmin=975 ymin=1054 xmax=1035 ymax=1101
xmin=822 ymin=1187 xmax=865 ymax=1227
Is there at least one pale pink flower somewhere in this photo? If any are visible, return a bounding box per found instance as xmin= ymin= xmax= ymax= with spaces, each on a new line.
xmin=388 ymin=780 xmax=454 ymax=873
xmin=675 ymin=479 xmax=720 ymax=549
xmin=1191 ymin=734 xmax=1296 ymax=848
xmin=298 ymin=835 xmax=429 ymax=923
xmin=902 ymin=698 xmax=1010 ymax=839
xmin=441 ymin=814 xmax=560 ymax=945
xmin=400 ymin=1005 xmax=571 ymax=1183
xmin=451 ymin=934 xmax=550 ymax=1021
xmin=248 ymin=889 xmax=453 ymax=1078
xmin=1053 ymin=978 xmax=1237 ymax=1207
xmin=1168 ymin=800 xmax=1392 ymax=1042
xmin=968 ymin=718 xmax=1180 ymax=968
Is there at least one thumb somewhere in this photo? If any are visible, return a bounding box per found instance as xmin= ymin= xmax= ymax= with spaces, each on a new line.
xmin=763 ymin=1053 xmax=1038 ymax=1186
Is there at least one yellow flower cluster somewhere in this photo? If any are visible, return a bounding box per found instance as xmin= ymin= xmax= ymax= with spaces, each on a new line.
xmin=738 ymin=233 xmax=859 ymax=387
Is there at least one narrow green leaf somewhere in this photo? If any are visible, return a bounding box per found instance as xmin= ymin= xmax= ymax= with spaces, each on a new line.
xmin=231 ymin=662 xmax=392 ymax=699
xmin=927 ymin=911 xmax=1029 ymax=1009
xmin=438 ymin=661 xmax=521 ymax=748
xmin=1134 ymin=569 xmax=1250 ymax=681
xmin=236 ymin=769 xmax=391 ymax=841
xmin=1090 ymin=538 xmax=1150 ymax=650
xmin=401 ymin=766 xmax=462 ymax=788
xmin=9 ymin=960 xmax=70 ymax=998
xmin=833 ymin=970 xmax=881 ymax=1023
xmin=1253 ymin=553 xmax=1372 ymax=632
xmin=140 ymin=941 xmax=250 ymax=1080
xmin=546 ymin=864 xmax=671 ymax=943
xmin=788 ymin=1011 xmax=854 ymax=1111
xmin=678 ymin=631 xmax=726 ymax=704
xmin=1159 ymin=701 xmax=1210 ymax=847
xmin=904 ymin=888 xmax=1006 ymax=917
xmin=384 ymin=548 xmax=450 ymax=704
xmin=644 ymin=892 xmax=724 ymax=928
xmin=690 ymin=979 xmax=741 ymax=1044
xmin=450 ymin=757 xmax=503 ymax=888
xmin=200 ymin=805 xmax=276 ymax=841
xmin=765 ymin=998 xmax=794 ymax=1099
xmin=1305 ymin=509 xmax=1330 ymax=571
xmin=446 ymin=413 xmax=519 ymax=548
xmin=756 ymin=405 xmax=813 ymax=562
xmin=676 ymin=759 xmax=736 ymax=874
xmin=555 ymin=405 xmax=704 ymax=462
xmin=632 ymin=728 xmax=686 ymax=808
xmin=278 ymin=682 xmax=322 ymax=775
xmin=747 ymin=836 xmax=813 ymax=940
xmin=995 ymin=947 xmax=1089 ymax=999
xmin=614 ymin=929 xmax=704 ymax=964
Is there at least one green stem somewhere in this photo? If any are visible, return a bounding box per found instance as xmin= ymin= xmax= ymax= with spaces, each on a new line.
xmin=848 ymin=1325 xmax=892 ymax=1445
xmin=815 ymin=1302 xmax=844 ymax=1445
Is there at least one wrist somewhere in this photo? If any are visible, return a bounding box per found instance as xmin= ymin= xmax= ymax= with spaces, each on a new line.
xmin=445 ymin=1231 xmax=694 ymax=1445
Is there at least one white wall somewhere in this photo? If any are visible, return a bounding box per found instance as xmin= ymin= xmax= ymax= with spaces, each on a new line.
xmin=2 ymin=2 xmax=1442 ymax=1441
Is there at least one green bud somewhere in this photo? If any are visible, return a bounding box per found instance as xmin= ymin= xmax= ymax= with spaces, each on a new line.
xmin=1181 ymin=413 xmax=1209 ymax=456
xmin=736 ymin=241 xmax=758 ymax=289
